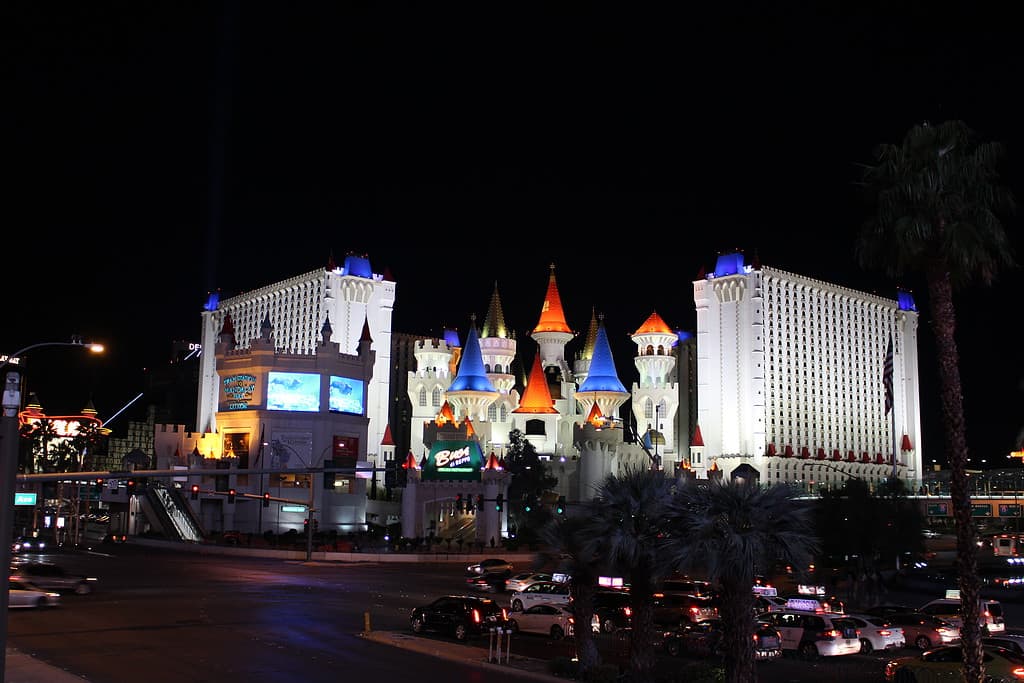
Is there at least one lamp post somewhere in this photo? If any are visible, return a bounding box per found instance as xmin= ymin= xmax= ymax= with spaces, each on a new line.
xmin=0 ymin=339 xmax=103 ymax=681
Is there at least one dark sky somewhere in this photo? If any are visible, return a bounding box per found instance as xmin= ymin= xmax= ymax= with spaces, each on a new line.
xmin=8 ymin=3 xmax=1024 ymax=465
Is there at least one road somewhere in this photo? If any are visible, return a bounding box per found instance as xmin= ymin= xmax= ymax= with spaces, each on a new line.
xmin=7 ymin=543 xmax=1022 ymax=682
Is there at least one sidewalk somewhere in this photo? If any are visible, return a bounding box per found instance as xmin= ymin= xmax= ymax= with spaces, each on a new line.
xmin=359 ymin=630 xmax=563 ymax=682
xmin=4 ymin=648 xmax=88 ymax=683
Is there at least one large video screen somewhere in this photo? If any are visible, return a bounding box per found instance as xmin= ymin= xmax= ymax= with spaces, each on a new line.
xmin=329 ymin=376 xmax=365 ymax=415
xmin=267 ymin=372 xmax=321 ymax=412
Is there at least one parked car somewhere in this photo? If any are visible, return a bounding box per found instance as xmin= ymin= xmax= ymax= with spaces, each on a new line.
xmin=863 ymin=604 xmax=920 ymax=618
xmin=507 ymin=602 xmax=586 ymax=640
xmin=592 ymin=589 xmax=632 ymax=634
xmin=661 ymin=617 xmax=783 ymax=661
xmin=885 ymin=645 xmax=1024 ymax=682
xmin=764 ymin=609 xmax=861 ymax=659
xmin=883 ymin=612 xmax=961 ymax=649
xmin=8 ymin=579 xmax=60 ymax=609
xmin=659 ymin=576 xmax=717 ymax=598
xmin=983 ymin=634 xmax=1024 ymax=657
xmin=409 ymin=595 xmax=508 ymax=641
xmin=651 ymin=592 xmax=718 ymax=628
xmin=919 ymin=596 xmax=1006 ymax=635
xmin=510 ymin=580 xmax=571 ymax=612
xmin=845 ymin=613 xmax=906 ymax=654
xmin=505 ymin=572 xmax=553 ymax=594
xmin=10 ymin=561 xmax=97 ymax=595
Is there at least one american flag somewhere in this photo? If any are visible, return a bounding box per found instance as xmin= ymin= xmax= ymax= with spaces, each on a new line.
xmin=883 ymin=335 xmax=894 ymax=414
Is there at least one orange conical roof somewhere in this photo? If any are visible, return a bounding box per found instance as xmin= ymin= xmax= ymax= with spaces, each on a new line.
xmin=464 ymin=417 xmax=475 ymax=436
xmin=485 ymin=451 xmax=502 ymax=470
xmin=532 ymin=263 xmax=572 ymax=334
xmin=585 ymin=403 xmax=603 ymax=426
xmin=435 ymin=401 xmax=456 ymax=426
xmin=513 ymin=352 xmax=559 ymax=414
xmin=633 ymin=310 xmax=673 ymax=336
xmin=402 ymin=450 xmax=418 ymax=470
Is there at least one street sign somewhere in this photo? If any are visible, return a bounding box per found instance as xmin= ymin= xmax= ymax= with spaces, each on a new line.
xmin=14 ymin=492 xmax=36 ymax=506
xmin=281 ymin=505 xmax=307 ymax=513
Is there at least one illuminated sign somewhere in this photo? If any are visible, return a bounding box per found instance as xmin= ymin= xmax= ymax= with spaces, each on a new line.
xmin=14 ymin=492 xmax=36 ymax=506
xmin=329 ymin=376 xmax=365 ymax=415
xmin=281 ymin=505 xmax=307 ymax=513
xmin=267 ymin=372 xmax=320 ymax=412
xmin=927 ymin=503 xmax=950 ymax=516
xmin=422 ymin=440 xmax=485 ymax=481
xmin=999 ymin=504 xmax=1022 ymax=517
xmin=223 ymin=374 xmax=257 ymax=410
xmin=972 ymin=504 xmax=993 ymax=517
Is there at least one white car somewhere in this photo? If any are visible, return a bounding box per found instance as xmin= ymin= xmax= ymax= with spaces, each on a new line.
xmin=846 ymin=613 xmax=906 ymax=653
xmin=507 ymin=602 xmax=582 ymax=640
xmin=919 ymin=597 xmax=1006 ymax=635
xmin=505 ymin=572 xmax=553 ymax=594
xmin=509 ymin=580 xmax=571 ymax=612
xmin=8 ymin=579 xmax=60 ymax=609
xmin=765 ymin=609 xmax=861 ymax=658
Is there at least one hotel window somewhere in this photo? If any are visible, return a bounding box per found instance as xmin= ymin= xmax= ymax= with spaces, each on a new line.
xmin=418 ymin=388 xmax=427 ymax=407
xmin=432 ymin=387 xmax=442 ymax=407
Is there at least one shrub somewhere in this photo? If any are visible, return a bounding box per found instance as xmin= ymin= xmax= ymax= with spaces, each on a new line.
xmin=547 ymin=656 xmax=579 ymax=678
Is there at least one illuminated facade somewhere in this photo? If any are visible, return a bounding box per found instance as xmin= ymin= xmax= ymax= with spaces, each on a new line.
xmin=692 ymin=252 xmax=923 ymax=490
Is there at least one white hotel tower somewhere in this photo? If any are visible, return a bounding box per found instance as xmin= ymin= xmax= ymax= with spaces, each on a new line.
xmin=692 ymin=252 xmax=923 ymax=491
xmin=196 ymin=253 xmax=396 ymax=487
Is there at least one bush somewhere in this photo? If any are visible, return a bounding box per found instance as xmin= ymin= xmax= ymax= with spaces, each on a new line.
xmin=547 ymin=656 xmax=579 ymax=678
xmin=581 ymin=663 xmax=619 ymax=683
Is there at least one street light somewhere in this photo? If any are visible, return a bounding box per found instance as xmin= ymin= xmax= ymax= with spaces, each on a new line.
xmin=0 ymin=339 xmax=103 ymax=681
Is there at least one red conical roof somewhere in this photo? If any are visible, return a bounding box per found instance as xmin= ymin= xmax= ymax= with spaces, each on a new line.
xmin=381 ymin=424 xmax=395 ymax=446
xmin=691 ymin=425 xmax=704 ymax=447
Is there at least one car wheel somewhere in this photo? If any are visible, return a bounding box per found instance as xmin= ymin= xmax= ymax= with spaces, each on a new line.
xmin=454 ymin=624 xmax=469 ymax=642
xmin=508 ymin=619 xmax=519 ymax=634
xmin=665 ymin=639 xmax=681 ymax=657
xmin=915 ymin=635 xmax=932 ymax=650
xmin=35 ymin=597 xmax=47 ymax=609
xmin=601 ymin=618 xmax=617 ymax=634
xmin=410 ymin=616 xmax=425 ymax=634
xmin=859 ymin=637 xmax=873 ymax=654
xmin=893 ymin=670 xmax=917 ymax=683
xmin=799 ymin=642 xmax=818 ymax=660
xmin=512 ymin=599 xmax=524 ymax=612
xmin=550 ymin=625 xmax=565 ymax=640
xmin=74 ymin=582 xmax=92 ymax=595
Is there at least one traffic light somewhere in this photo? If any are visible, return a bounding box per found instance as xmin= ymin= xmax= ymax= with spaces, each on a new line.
xmin=465 ymin=494 xmax=474 ymax=513
xmin=126 ymin=479 xmax=136 ymax=494
xmin=495 ymin=493 xmax=504 ymax=511
xmin=228 ymin=488 xmax=236 ymax=504
xmin=323 ymin=458 xmax=335 ymax=489
xmin=263 ymin=492 xmax=271 ymax=507
xmin=455 ymin=494 xmax=462 ymax=512
xmin=524 ymin=495 xmax=533 ymax=513
xmin=476 ymin=494 xmax=484 ymax=512
xmin=190 ymin=484 xmax=199 ymax=500
xmin=556 ymin=495 xmax=566 ymax=515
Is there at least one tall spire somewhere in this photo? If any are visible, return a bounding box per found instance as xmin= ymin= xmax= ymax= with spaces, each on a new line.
xmin=576 ymin=316 xmax=629 ymax=419
xmin=448 ymin=321 xmax=497 ymax=394
xmin=582 ymin=307 xmax=599 ymax=361
xmin=513 ymin=352 xmax=559 ymax=414
xmin=532 ymin=263 xmax=572 ymax=334
xmin=480 ymin=281 xmax=509 ymax=339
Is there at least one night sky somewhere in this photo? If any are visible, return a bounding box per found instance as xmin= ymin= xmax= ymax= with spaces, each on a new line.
xmin=8 ymin=4 xmax=1024 ymax=466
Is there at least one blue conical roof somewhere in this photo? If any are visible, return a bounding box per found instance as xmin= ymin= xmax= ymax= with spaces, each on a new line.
xmin=448 ymin=325 xmax=498 ymax=393
xmin=578 ymin=323 xmax=627 ymax=393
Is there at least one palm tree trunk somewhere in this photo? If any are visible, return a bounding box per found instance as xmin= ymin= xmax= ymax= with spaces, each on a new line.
xmin=627 ymin=575 xmax=657 ymax=681
xmin=570 ymin=580 xmax=600 ymax=673
xmin=927 ymin=267 xmax=984 ymax=683
xmin=720 ymin=575 xmax=757 ymax=683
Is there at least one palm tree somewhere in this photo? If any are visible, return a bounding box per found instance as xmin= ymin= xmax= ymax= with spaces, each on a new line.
xmin=583 ymin=465 xmax=677 ymax=681
xmin=537 ymin=514 xmax=604 ymax=676
xmin=663 ymin=477 xmax=819 ymax=683
xmin=856 ymin=119 xmax=1017 ymax=683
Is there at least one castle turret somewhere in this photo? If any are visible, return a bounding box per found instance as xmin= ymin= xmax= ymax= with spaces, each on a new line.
xmin=575 ymin=317 xmax=628 ymax=421
xmin=445 ymin=322 xmax=499 ymax=423
xmin=631 ymin=310 xmax=679 ymax=466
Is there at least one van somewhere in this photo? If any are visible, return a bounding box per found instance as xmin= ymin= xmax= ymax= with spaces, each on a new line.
xmin=919 ymin=593 xmax=1005 ymax=635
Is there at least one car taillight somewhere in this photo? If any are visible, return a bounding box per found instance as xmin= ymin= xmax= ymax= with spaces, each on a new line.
xmin=689 ymin=607 xmax=699 ymax=617
xmin=878 ymin=629 xmax=892 ymax=636
xmin=820 ymin=628 xmax=839 ymax=640
xmin=471 ymin=609 xmax=482 ymax=624
xmin=624 ymin=607 xmax=632 ymax=617
xmin=568 ymin=616 xmax=575 ymax=625
xmin=501 ymin=608 xmax=508 ymax=620
xmin=1010 ymin=666 xmax=1024 ymax=679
